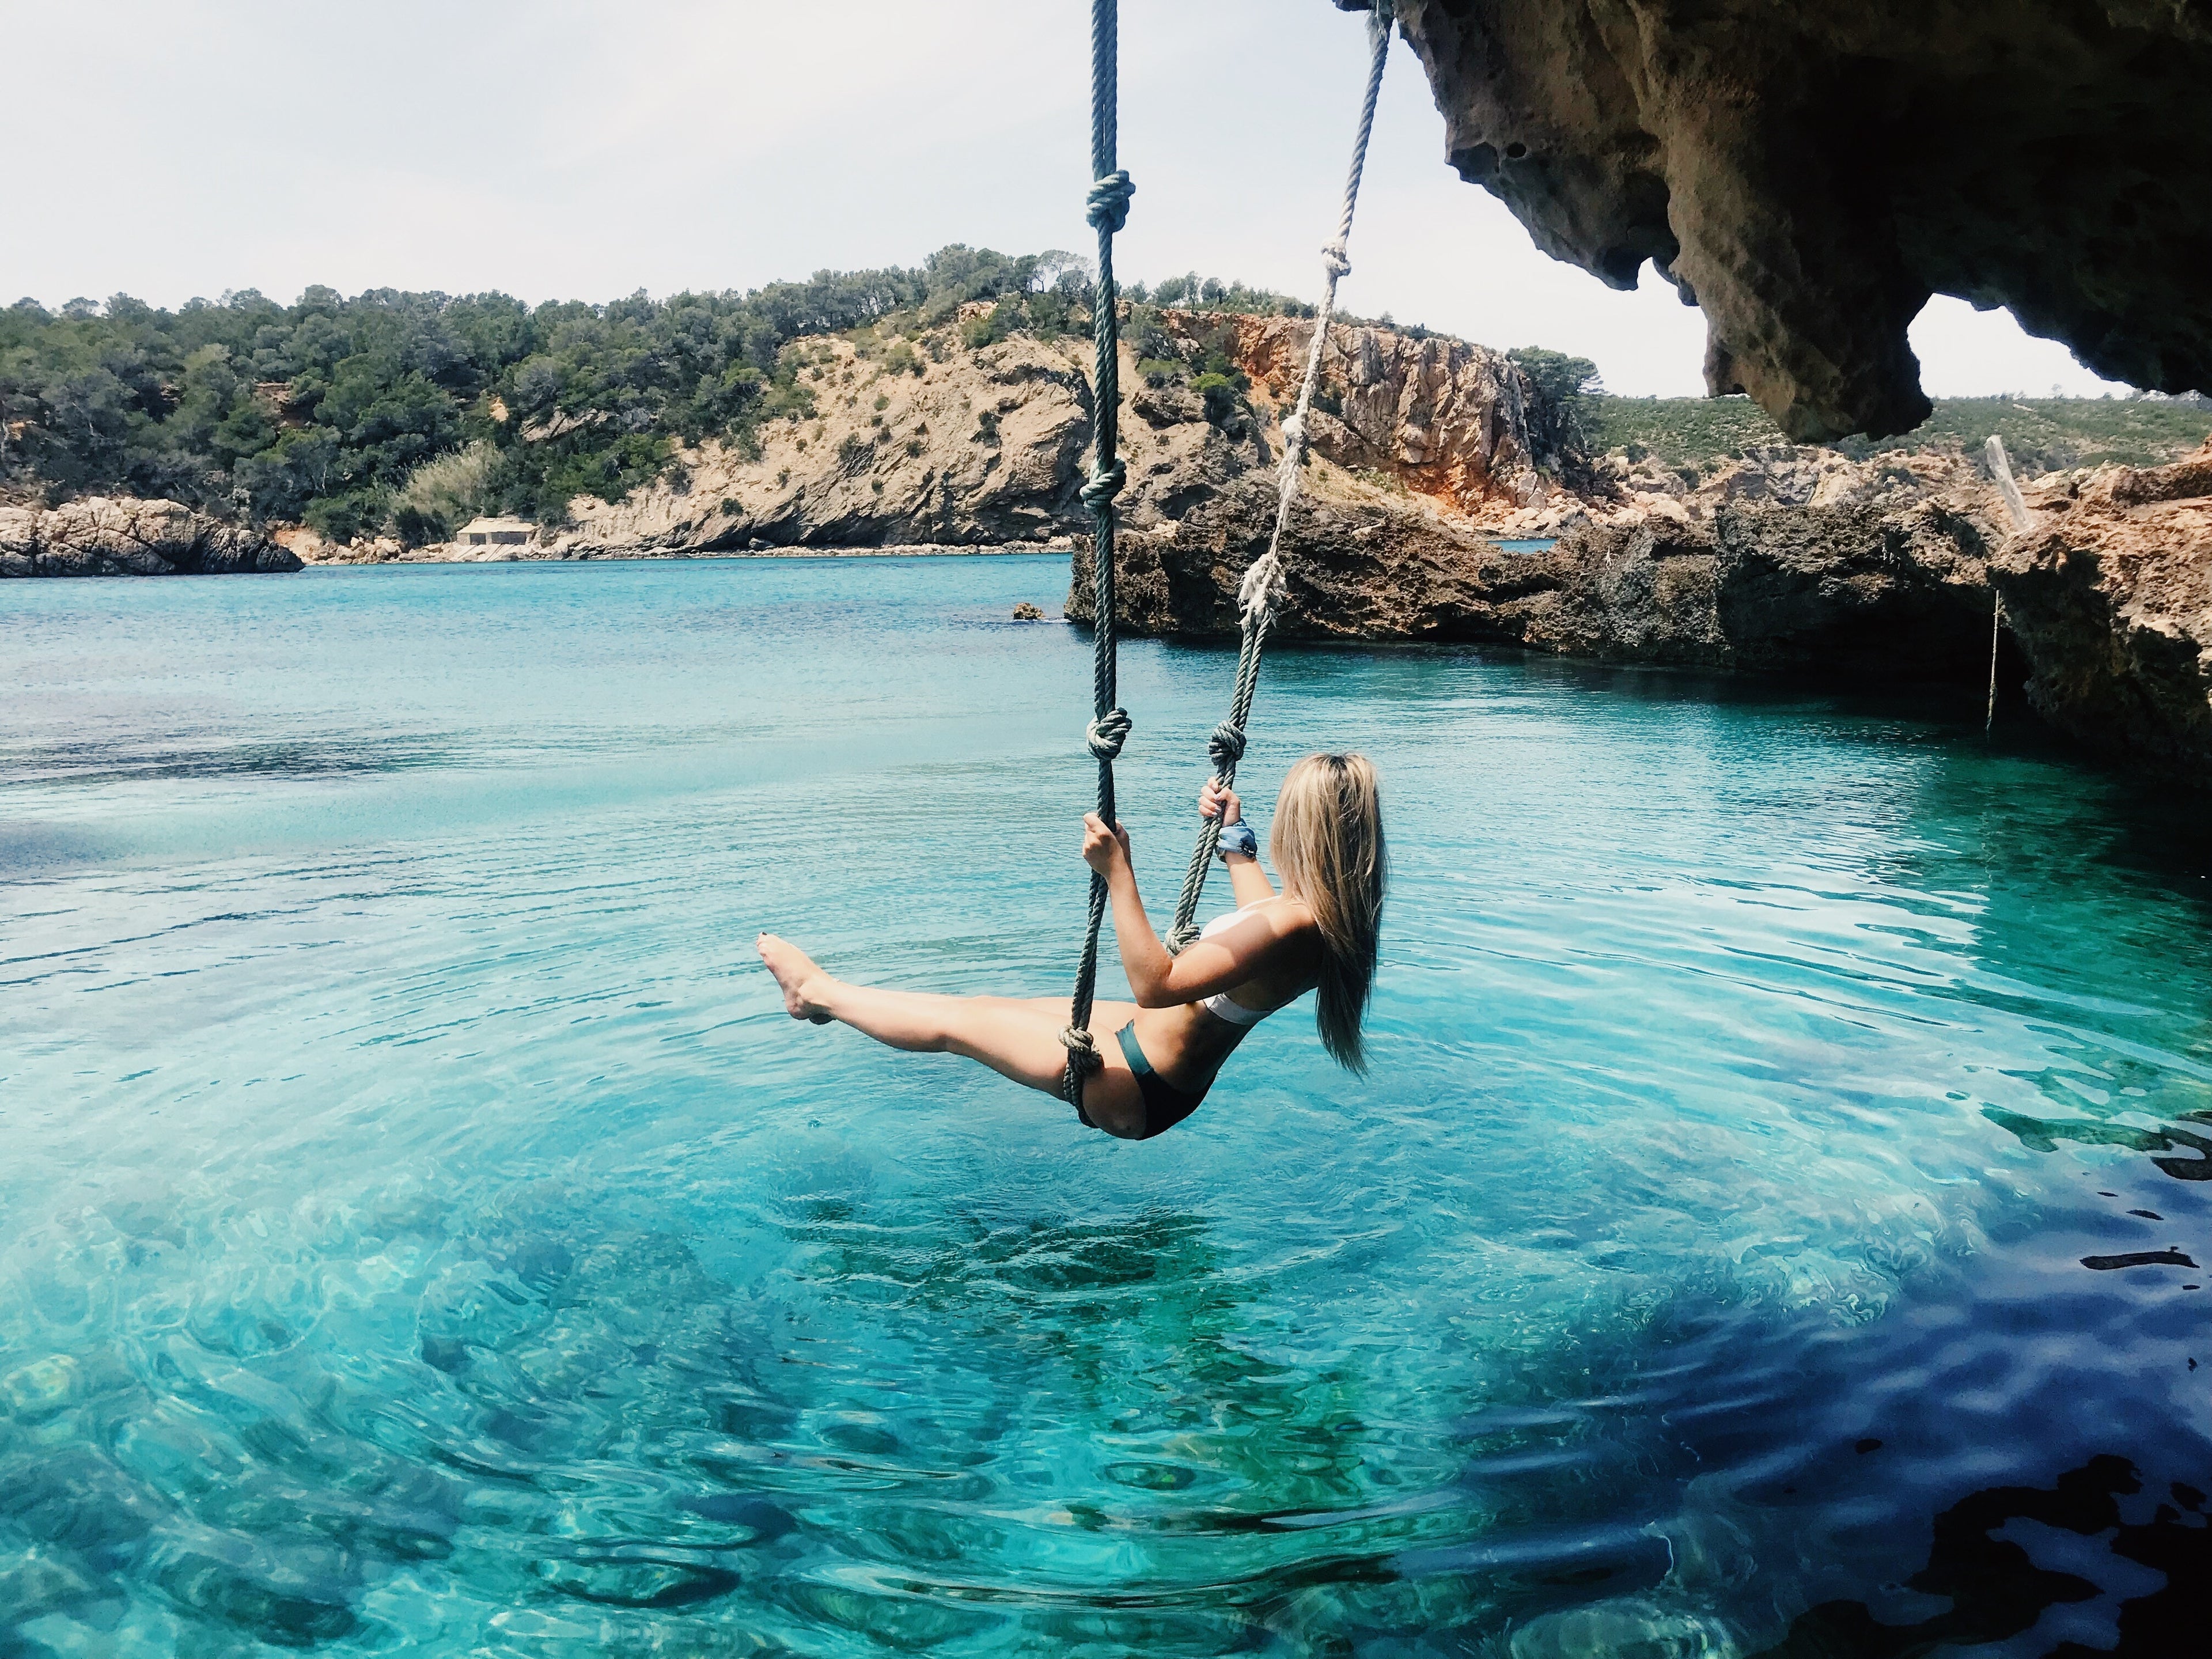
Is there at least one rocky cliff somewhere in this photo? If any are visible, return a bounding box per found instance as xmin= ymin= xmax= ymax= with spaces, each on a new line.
xmin=1074 ymin=431 xmax=2212 ymax=785
xmin=0 ymin=498 xmax=300 ymax=578
xmin=426 ymin=310 xmax=1552 ymax=563
xmin=1999 ymin=442 xmax=2212 ymax=777
xmin=1366 ymin=1 xmax=2212 ymax=441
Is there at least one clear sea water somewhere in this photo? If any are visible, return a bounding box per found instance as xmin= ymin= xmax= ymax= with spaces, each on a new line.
xmin=2 ymin=555 xmax=2207 ymax=1658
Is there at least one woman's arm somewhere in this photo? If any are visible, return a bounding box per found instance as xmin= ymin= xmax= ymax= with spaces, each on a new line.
xmin=1082 ymin=813 xmax=1306 ymax=1009
xmin=1202 ymin=780 xmax=1277 ymax=908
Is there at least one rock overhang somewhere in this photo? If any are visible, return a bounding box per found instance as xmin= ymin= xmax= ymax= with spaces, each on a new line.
xmin=1347 ymin=0 xmax=2212 ymax=441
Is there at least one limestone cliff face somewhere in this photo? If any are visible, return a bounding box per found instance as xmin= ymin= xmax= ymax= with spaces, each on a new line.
xmin=1071 ymin=448 xmax=2006 ymax=673
xmin=0 ymin=497 xmax=300 ymax=577
xmin=1075 ymin=429 xmax=2212 ymax=785
xmin=1999 ymin=442 xmax=2212 ymax=777
xmin=1156 ymin=312 xmax=1545 ymax=516
xmin=552 ymin=334 xmax=1095 ymax=556
xmin=342 ymin=310 xmax=1550 ymax=565
xmin=1370 ymin=0 xmax=2212 ymax=441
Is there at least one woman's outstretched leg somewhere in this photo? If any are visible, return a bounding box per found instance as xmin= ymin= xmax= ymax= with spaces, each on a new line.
xmin=756 ymin=934 xmax=1144 ymax=1134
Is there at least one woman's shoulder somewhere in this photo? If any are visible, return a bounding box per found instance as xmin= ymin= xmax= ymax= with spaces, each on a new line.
xmin=1251 ymin=895 xmax=1317 ymax=933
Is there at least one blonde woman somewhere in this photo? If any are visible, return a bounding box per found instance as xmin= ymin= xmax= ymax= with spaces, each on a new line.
xmin=757 ymin=753 xmax=1387 ymax=1139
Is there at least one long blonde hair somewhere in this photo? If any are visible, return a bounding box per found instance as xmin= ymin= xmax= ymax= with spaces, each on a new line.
xmin=1269 ymin=752 xmax=1387 ymax=1072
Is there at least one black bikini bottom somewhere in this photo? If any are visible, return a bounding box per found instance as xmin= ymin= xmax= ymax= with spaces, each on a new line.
xmin=1072 ymin=1021 xmax=1207 ymax=1140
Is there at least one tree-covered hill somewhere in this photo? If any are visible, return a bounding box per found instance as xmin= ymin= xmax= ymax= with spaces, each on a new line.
xmin=1588 ymin=391 xmax=2212 ymax=474
xmin=1 ymin=248 xmax=1320 ymax=544
xmin=9 ymin=249 xmax=2205 ymax=545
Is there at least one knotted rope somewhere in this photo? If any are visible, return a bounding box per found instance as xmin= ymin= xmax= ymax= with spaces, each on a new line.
xmin=1161 ymin=0 xmax=1395 ymax=953
xmin=1060 ymin=0 xmax=1135 ymax=1109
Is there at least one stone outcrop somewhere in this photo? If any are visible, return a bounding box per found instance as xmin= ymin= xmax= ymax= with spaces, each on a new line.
xmin=310 ymin=311 xmax=1550 ymax=566
xmin=0 ymin=497 xmax=300 ymax=578
xmin=1155 ymin=312 xmax=1544 ymax=516
xmin=1997 ymin=441 xmax=2212 ymax=777
xmin=547 ymin=334 xmax=1096 ymax=557
xmin=1369 ymin=0 xmax=2212 ymax=440
xmin=1074 ymin=447 xmax=2007 ymax=676
xmin=1076 ymin=427 xmax=2212 ymax=783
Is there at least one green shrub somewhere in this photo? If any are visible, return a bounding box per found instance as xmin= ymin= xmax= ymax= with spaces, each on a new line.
xmin=1191 ymin=372 xmax=1245 ymax=427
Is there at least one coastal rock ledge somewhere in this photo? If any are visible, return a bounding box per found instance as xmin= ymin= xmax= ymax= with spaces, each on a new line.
xmin=1073 ymin=438 xmax=2212 ymax=786
xmin=0 ymin=498 xmax=300 ymax=578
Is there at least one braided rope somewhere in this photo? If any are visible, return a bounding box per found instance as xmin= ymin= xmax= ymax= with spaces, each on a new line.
xmin=1164 ymin=0 xmax=1394 ymax=953
xmin=1062 ymin=0 xmax=1135 ymax=1110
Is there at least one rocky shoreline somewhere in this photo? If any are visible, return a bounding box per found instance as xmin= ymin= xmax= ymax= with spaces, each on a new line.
xmin=7 ymin=306 xmax=2205 ymax=787
xmin=1 ymin=497 xmax=299 ymax=578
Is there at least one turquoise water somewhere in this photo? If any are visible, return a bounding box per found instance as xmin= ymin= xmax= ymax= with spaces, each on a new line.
xmin=3 ymin=555 xmax=2208 ymax=1657
xmin=1487 ymin=539 xmax=1557 ymax=554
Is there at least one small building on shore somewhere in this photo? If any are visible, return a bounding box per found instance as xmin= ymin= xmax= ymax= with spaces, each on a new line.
xmin=453 ymin=516 xmax=535 ymax=547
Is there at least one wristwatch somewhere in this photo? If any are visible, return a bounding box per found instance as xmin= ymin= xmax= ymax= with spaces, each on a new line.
xmin=1216 ymin=823 xmax=1259 ymax=861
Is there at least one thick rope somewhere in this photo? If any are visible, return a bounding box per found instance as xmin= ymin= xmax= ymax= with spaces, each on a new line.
xmin=1162 ymin=0 xmax=1394 ymax=953
xmin=1061 ymin=0 xmax=1135 ymax=1109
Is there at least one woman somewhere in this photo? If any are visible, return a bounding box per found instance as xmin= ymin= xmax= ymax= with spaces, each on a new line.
xmin=757 ymin=752 xmax=1386 ymax=1139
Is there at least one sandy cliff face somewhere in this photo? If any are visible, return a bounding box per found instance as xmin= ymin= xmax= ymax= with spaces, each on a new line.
xmin=0 ymin=498 xmax=298 ymax=577
xmin=1374 ymin=0 xmax=2212 ymax=441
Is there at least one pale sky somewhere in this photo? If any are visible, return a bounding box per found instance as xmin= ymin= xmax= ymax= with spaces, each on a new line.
xmin=6 ymin=0 xmax=2126 ymax=399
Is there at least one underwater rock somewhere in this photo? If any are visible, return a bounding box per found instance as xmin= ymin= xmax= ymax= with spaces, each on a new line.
xmin=0 ymin=497 xmax=300 ymax=577
xmin=150 ymin=1531 xmax=359 ymax=1648
xmin=1374 ymin=1 xmax=2212 ymax=439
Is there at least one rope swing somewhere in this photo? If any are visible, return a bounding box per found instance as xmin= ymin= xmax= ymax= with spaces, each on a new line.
xmin=1058 ymin=0 xmax=1137 ymax=1107
xmin=1058 ymin=0 xmax=1396 ymax=1107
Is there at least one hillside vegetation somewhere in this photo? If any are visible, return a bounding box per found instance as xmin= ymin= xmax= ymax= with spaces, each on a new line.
xmin=0 ymin=249 xmax=1324 ymax=546
xmin=1589 ymin=392 xmax=2212 ymax=475
xmin=8 ymin=249 xmax=2205 ymax=545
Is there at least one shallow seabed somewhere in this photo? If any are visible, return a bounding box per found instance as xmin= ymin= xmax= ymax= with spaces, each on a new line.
xmin=2 ymin=556 xmax=2207 ymax=1658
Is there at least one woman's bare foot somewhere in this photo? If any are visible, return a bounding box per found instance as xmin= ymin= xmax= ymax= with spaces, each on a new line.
xmin=757 ymin=934 xmax=835 ymax=1024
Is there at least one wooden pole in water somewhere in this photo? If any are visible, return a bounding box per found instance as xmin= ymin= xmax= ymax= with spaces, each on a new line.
xmin=1982 ymin=435 xmax=2031 ymax=737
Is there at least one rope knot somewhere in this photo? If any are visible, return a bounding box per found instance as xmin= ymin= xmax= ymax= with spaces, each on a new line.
xmin=1086 ymin=707 xmax=1132 ymax=762
xmin=1060 ymin=1025 xmax=1101 ymax=1075
xmin=1281 ymin=411 xmax=1308 ymax=454
xmin=1237 ymin=550 xmax=1287 ymax=622
xmin=1080 ymin=459 xmax=1127 ymax=511
xmin=1086 ymin=171 xmax=1135 ymax=233
xmin=1320 ymin=243 xmax=1352 ymax=279
xmin=1207 ymin=722 xmax=1247 ymax=771
xmin=1164 ymin=922 xmax=1200 ymax=957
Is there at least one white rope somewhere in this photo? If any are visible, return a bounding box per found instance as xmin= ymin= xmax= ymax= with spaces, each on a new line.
xmin=1163 ymin=0 xmax=1395 ymax=949
xmin=1236 ymin=0 xmax=1395 ymax=626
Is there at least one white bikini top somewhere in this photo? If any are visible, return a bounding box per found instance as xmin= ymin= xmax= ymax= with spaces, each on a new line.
xmin=1195 ymin=901 xmax=1274 ymax=1028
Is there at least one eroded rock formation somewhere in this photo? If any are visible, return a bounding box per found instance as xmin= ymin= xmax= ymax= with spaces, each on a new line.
xmin=2000 ymin=442 xmax=2212 ymax=776
xmin=1368 ymin=0 xmax=2212 ymax=440
xmin=1073 ymin=448 xmax=2008 ymax=676
xmin=342 ymin=310 xmax=1550 ymax=563
xmin=0 ymin=497 xmax=300 ymax=577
